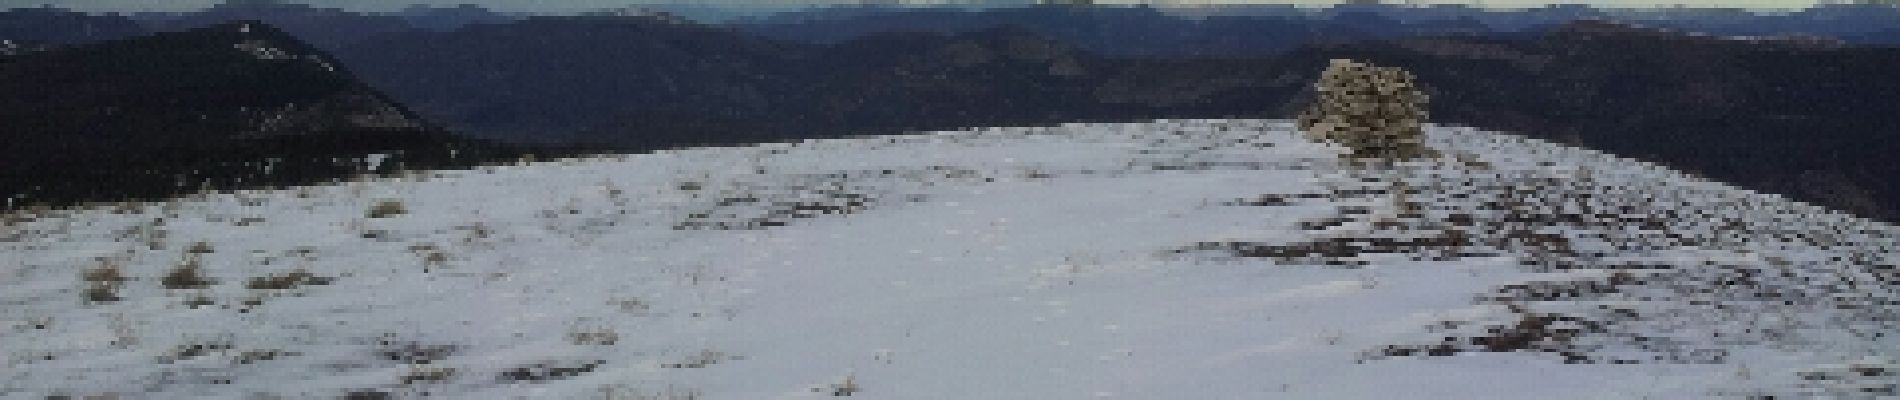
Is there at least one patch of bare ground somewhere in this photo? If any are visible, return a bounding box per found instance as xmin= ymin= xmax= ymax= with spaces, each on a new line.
xmin=674 ymin=167 xmax=981 ymax=230
xmin=81 ymin=259 xmax=128 ymax=304
xmin=660 ymin=350 xmax=741 ymax=369
xmin=1189 ymin=150 xmax=1900 ymax=366
xmin=497 ymin=360 xmax=605 ymax=383
xmin=244 ymin=269 xmax=336 ymax=290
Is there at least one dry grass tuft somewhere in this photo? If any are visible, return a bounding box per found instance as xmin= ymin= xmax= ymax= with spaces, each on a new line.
xmin=365 ymin=199 xmax=407 ymax=219
xmin=82 ymin=261 xmax=127 ymax=303
xmin=811 ymin=373 xmax=861 ymax=396
xmin=407 ymin=243 xmax=452 ymax=272
xmin=158 ymin=339 xmax=233 ymax=364
xmin=497 ymin=360 xmax=605 ymax=383
xmin=243 ymin=269 xmax=334 ymax=290
xmin=567 ymin=326 xmax=621 ymax=346
xmin=184 ymin=241 xmax=214 ymax=254
xmin=232 ymin=349 xmax=293 ymax=365
xmin=398 ymin=365 xmax=456 ymax=385
xmin=161 ymin=256 xmax=217 ymax=290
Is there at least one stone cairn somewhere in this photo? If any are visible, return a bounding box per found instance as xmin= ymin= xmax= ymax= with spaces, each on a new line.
xmin=1295 ymin=58 xmax=1435 ymax=162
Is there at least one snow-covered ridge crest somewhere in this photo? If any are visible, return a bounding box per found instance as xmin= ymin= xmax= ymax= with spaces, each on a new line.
xmin=3 ymin=119 xmax=1896 ymax=399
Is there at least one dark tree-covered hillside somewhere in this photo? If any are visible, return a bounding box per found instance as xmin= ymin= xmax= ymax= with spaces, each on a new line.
xmin=0 ymin=22 xmax=543 ymax=210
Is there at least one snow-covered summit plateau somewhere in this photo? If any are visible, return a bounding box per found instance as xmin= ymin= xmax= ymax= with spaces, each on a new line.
xmin=5 ymin=120 xmax=1897 ymax=399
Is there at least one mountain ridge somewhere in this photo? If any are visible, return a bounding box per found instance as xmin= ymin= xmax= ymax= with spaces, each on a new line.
xmin=0 ymin=21 xmax=546 ymax=211
xmin=328 ymin=17 xmax=1900 ymax=222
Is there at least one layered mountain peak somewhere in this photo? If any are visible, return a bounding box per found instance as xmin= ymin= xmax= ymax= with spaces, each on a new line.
xmin=140 ymin=1 xmax=414 ymax=51
xmin=214 ymin=21 xmax=428 ymax=136
xmin=199 ymin=20 xmax=337 ymax=66
xmin=0 ymin=21 xmax=521 ymax=210
xmin=3 ymin=21 xmax=423 ymax=142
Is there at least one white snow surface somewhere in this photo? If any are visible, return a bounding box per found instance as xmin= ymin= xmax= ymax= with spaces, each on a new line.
xmin=4 ymin=119 xmax=1898 ymax=399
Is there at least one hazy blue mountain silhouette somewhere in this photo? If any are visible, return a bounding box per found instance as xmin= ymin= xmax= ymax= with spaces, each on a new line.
xmin=734 ymin=5 xmax=1448 ymax=57
xmin=0 ymin=7 xmax=146 ymax=50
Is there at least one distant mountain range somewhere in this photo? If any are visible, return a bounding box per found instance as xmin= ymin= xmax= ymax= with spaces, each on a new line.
xmin=734 ymin=3 xmax=1900 ymax=54
xmin=5 ymin=4 xmax=1900 ymax=222
xmin=333 ymin=15 xmax=801 ymax=147
xmin=0 ymin=21 xmax=542 ymax=210
xmin=7 ymin=1 xmax=1900 ymax=55
xmin=335 ymin=17 xmax=1225 ymax=148
xmin=735 ymin=4 xmax=1495 ymax=57
xmin=7 ymin=6 xmax=1900 ymax=398
xmin=332 ymin=16 xmax=1900 ymax=222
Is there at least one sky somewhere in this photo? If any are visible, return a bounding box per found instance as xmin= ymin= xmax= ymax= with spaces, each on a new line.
xmin=4 ymin=0 xmax=1828 ymax=13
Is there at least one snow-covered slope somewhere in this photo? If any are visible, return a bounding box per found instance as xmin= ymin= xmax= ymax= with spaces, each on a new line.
xmin=5 ymin=120 xmax=1897 ymax=399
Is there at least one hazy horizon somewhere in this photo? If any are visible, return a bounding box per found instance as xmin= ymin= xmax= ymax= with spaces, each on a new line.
xmin=6 ymin=0 xmax=1833 ymax=14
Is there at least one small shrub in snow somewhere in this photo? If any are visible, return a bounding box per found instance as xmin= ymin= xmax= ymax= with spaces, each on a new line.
xmin=184 ymin=241 xmax=214 ymax=254
xmin=158 ymin=338 xmax=233 ymax=364
xmin=420 ymin=251 xmax=450 ymax=271
xmin=365 ymin=199 xmax=407 ymax=219
xmin=342 ymin=390 xmax=392 ymax=400
xmin=1296 ymin=58 xmax=1435 ymax=161
xmin=608 ymin=297 xmax=650 ymax=314
xmin=811 ymin=372 xmax=861 ymax=396
xmin=232 ymin=349 xmax=291 ymax=365
xmin=81 ymin=261 xmax=126 ymax=303
xmin=376 ymin=338 xmax=459 ymax=365
xmin=161 ymin=256 xmax=216 ymax=290
xmin=567 ymin=326 xmax=621 ymax=346
xmin=185 ymin=295 xmax=217 ymax=309
xmin=407 ymin=243 xmax=452 ymax=272
xmin=399 ymin=365 xmax=456 ymax=385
